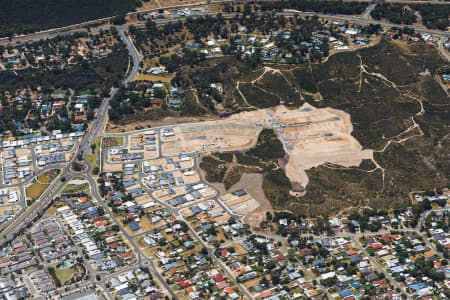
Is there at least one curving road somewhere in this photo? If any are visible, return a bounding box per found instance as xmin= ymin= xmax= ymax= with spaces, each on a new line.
xmin=0 ymin=4 xmax=448 ymax=298
xmin=1 ymin=4 xmax=450 ymax=61
xmin=0 ymin=23 xmax=143 ymax=248
xmin=438 ymin=38 xmax=450 ymax=61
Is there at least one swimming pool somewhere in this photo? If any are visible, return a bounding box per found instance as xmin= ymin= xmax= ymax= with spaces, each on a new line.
xmin=58 ymin=263 xmax=70 ymax=269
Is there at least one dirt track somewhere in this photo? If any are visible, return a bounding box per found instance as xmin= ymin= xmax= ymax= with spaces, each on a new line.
xmin=164 ymin=104 xmax=373 ymax=190
xmin=229 ymin=104 xmax=373 ymax=189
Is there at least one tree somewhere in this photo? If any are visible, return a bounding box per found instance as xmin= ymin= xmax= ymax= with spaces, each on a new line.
xmin=112 ymin=14 xmax=126 ymax=25
xmin=97 ymin=206 xmax=105 ymax=216
xmin=259 ymin=276 xmax=269 ymax=286
xmin=72 ymin=162 xmax=84 ymax=172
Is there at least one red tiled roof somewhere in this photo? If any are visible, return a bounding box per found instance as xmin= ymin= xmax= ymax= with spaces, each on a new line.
xmin=300 ymin=248 xmax=311 ymax=256
xmin=108 ymin=242 xmax=119 ymax=249
xmin=220 ymin=249 xmax=229 ymax=257
xmin=261 ymin=290 xmax=272 ymax=298
xmin=212 ymin=274 xmax=225 ymax=283
xmin=217 ymin=280 xmax=230 ymax=290
xmin=368 ymin=243 xmax=384 ymax=249
xmin=346 ymin=249 xmax=357 ymax=256
xmin=179 ymin=280 xmax=190 ymax=288
xmin=274 ymin=254 xmax=286 ymax=262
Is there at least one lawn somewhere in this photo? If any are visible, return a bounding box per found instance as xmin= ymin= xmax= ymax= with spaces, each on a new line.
xmin=55 ymin=267 xmax=74 ymax=285
xmin=62 ymin=183 xmax=89 ymax=194
xmin=78 ymin=89 xmax=94 ymax=96
xmin=25 ymin=170 xmax=59 ymax=200
xmin=37 ymin=173 xmax=53 ymax=184
xmin=86 ymin=136 xmax=103 ymax=171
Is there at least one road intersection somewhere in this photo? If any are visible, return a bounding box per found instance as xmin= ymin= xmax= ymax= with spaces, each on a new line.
xmin=0 ymin=4 xmax=448 ymax=299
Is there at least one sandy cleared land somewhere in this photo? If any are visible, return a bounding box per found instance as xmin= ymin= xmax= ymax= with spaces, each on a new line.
xmin=134 ymin=194 xmax=152 ymax=206
xmin=221 ymin=191 xmax=260 ymax=217
xmin=14 ymin=149 xmax=32 ymax=158
xmin=105 ymin=103 xmax=371 ymax=222
xmin=153 ymin=185 xmax=217 ymax=207
xmin=278 ymin=104 xmax=373 ymax=188
xmin=164 ymin=104 xmax=372 ymax=190
xmin=0 ymin=205 xmax=20 ymax=215
xmin=161 ymin=121 xmax=259 ymax=156
xmin=286 ymin=135 xmax=373 ymax=188
xmin=102 ymin=163 xmax=123 ymax=173
xmin=207 ymin=171 xmax=271 ymax=229
xmin=106 ymin=115 xmax=221 ymax=133
xmin=233 ymin=104 xmax=373 ymax=189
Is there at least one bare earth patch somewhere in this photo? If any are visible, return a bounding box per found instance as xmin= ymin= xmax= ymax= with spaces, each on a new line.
xmin=229 ymin=104 xmax=374 ymax=190
xmin=207 ymin=170 xmax=272 ymax=229
xmin=106 ymin=115 xmax=220 ymax=133
xmin=164 ymin=104 xmax=373 ymax=194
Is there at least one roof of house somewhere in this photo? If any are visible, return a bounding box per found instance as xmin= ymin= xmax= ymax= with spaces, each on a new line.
xmin=129 ymin=222 xmax=140 ymax=231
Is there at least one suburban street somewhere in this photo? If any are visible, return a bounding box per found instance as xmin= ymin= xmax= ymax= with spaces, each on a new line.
xmin=0 ymin=1 xmax=448 ymax=299
xmin=1 ymin=1 xmax=449 ymax=58
xmin=351 ymin=237 xmax=412 ymax=300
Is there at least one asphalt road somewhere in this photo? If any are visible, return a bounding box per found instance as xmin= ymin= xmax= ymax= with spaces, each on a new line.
xmin=1 ymin=0 xmax=450 ymax=47
xmin=361 ymin=3 xmax=376 ymax=19
xmin=280 ymin=10 xmax=450 ymax=38
xmin=0 ymin=24 xmax=142 ymax=248
xmin=118 ymin=27 xmax=143 ymax=85
xmin=351 ymin=236 xmax=412 ymax=300
xmin=0 ymin=170 xmax=69 ymax=244
xmin=0 ymin=0 xmax=255 ymax=45
xmin=0 ymin=3 xmax=448 ymax=298
xmin=438 ymin=38 xmax=450 ymax=61
xmin=1 ymin=5 xmax=449 ymax=59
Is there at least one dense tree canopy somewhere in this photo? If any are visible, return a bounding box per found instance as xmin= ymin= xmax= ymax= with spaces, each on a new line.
xmin=411 ymin=4 xmax=450 ymax=30
xmin=259 ymin=0 xmax=368 ymax=15
xmin=0 ymin=0 xmax=140 ymax=37
xmin=371 ymin=4 xmax=417 ymax=25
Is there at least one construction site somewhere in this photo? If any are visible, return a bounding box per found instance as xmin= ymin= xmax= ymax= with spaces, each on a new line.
xmin=161 ymin=103 xmax=373 ymax=189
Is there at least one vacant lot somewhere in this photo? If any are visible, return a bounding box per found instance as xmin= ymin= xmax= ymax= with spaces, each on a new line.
xmin=26 ymin=170 xmax=59 ymax=200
